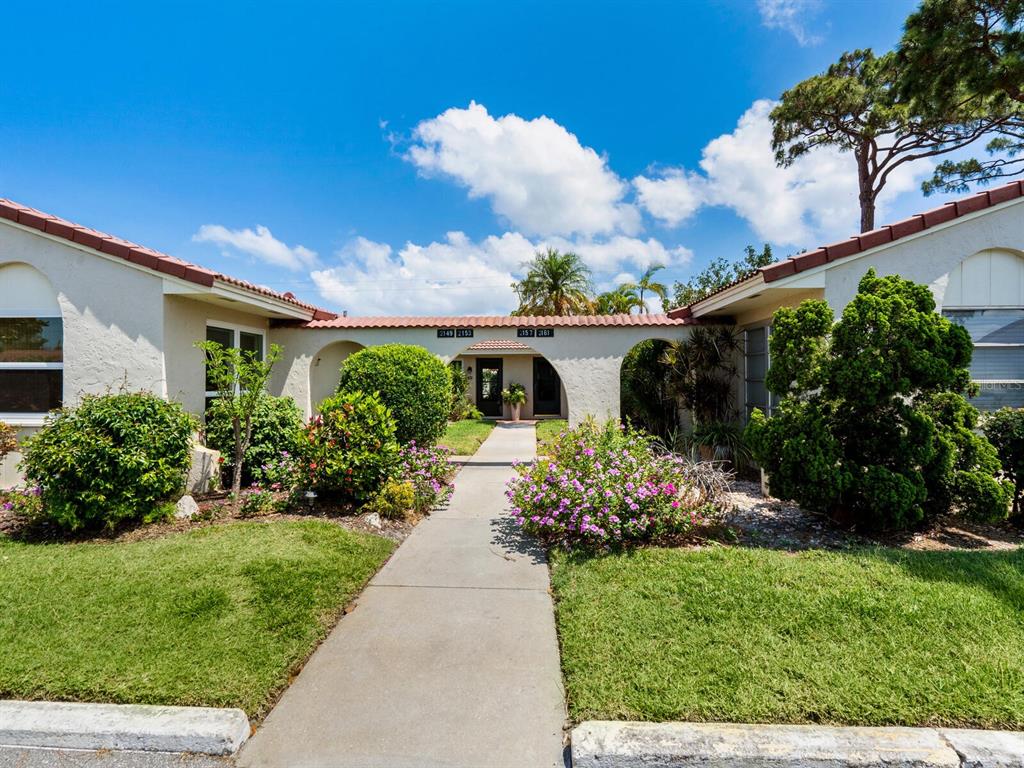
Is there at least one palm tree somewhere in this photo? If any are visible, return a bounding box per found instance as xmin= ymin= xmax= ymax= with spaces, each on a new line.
xmin=512 ymin=249 xmax=594 ymax=316
xmin=594 ymin=286 xmax=642 ymax=315
xmin=622 ymin=264 xmax=668 ymax=313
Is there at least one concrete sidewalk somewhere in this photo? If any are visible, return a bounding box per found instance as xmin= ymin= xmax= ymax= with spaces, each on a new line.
xmin=238 ymin=422 xmax=566 ymax=768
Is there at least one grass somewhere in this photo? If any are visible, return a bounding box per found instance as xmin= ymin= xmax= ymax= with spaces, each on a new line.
xmin=439 ymin=419 xmax=495 ymax=455
xmin=0 ymin=520 xmax=394 ymax=718
xmin=551 ymin=545 xmax=1024 ymax=728
xmin=536 ymin=418 xmax=568 ymax=452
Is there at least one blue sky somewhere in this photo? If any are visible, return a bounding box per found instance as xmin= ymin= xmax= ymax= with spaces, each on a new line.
xmin=2 ymin=0 xmax=964 ymax=315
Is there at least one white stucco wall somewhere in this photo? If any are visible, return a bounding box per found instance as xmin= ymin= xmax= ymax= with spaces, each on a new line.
xmin=269 ymin=325 xmax=690 ymax=426
xmin=163 ymin=296 xmax=271 ymax=417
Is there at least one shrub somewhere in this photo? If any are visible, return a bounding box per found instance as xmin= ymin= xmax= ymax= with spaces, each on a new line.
xmin=501 ymin=383 xmax=527 ymax=406
xmin=745 ymin=270 xmax=1010 ymax=531
xmin=1 ymin=486 xmax=42 ymax=519
xmin=299 ymin=391 xmax=399 ymax=501
xmin=981 ymin=407 xmax=1024 ymax=519
xmin=449 ymin=363 xmax=481 ymax=420
xmin=363 ymin=478 xmax=416 ymax=520
xmin=398 ymin=441 xmax=456 ymax=514
xmin=0 ymin=421 xmax=16 ymax=461
xmin=21 ymin=392 xmax=196 ymax=530
xmin=204 ymin=394 xmax=303 ymax=486
xmin=238 ymin=487 xmax=277 ymax=518
xmin=507 ymin=419 xmax=715 ymax=548
xmin=338 ymin=344 xmax=452 ymax=445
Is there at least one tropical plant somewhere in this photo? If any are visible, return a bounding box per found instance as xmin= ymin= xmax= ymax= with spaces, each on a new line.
xmin=338 ymin=344 xmax=452 ymax=445
xmin=897 ymin=0 xmax=1024 ymax=193
xmin=197 ymin=339 xmax=282 ymax=510
xmin=512 ymin=249 xmax=594 ymax=316
xmin=594 ymin=287 xmax=641 ymax=315
xmin=661 ymin=326 xmax=740 ymax=425
xmin=745 ymin=269 xmax=1012 ymax=531
xmin=501 ymin=383 xmax=528 ymax=406
xmin=626 ymin=264 xmax=668 ymax=313
xmin=20 ymin=392 xmax=196 ymax=530
xmin=620 ymin=339 xmax=676 ymax=437
xmin=672 ymin=245 xmax=774 ymax=307
xmin=204 ymin=394 xmax=303 ymax=487
xmin=299 ymin=391 xmax=400 ymax=501
xmin=771 ymin=49 xmax=1009 ymax=231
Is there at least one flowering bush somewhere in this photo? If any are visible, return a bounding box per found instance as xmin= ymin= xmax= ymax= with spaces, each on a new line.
xmin=298 ymin=391 xmax=400 ymax=501
xmin=398 ymin=441 xmax=456 ymax=514
xmin=1 ymin=485 xmax=43 ymax=520
xmin=506 ymin=419 xmax=716 ymax=548
xmin=238 ymin=486 xmax=277 ymax=518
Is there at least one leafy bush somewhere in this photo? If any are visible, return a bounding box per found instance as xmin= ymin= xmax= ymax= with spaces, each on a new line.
xmin=0 ymin=421 xmax=16 ymax=461
xmin=258 ymin=450 xmax=303 ymax=495
xmin=449 ymin=363 xmax=481 ymax=420
xmin=746 ymin=270 xmax=1011 ymax=531
xmin=398 ymin=441 xmax=456 ymax=514
xmin=363 ymin=478 xmax=416 ymax=520
xmin=620 ymin=339 xmax=676 ymax=437
xmin=507 ymin=419 xmax=716 ymax=548
xmin=982 ymin=407 xmax=1024 ymax=519
xmin=21 ymin=392 xmax=196 ymax=530
xmin=204 ymin=394 xmax=303 ymax=486
xmin=1 ymin=486 xmax=42 ymax=519
xmin=338 ymin=344 xmax=452 ymax=445
xmin=238 ymin=487 xmax=277 ymax=517
xmin=299 ymin=391 xmax=400 ymax=501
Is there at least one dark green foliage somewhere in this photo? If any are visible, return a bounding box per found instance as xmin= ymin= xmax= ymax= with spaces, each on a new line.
xmin=620 ymin=340 xmax=676 ymax=437
xmin=662 ymin=326 xmax=740 ymax=424
xmin=672 ymin=245 xmax=774 ymax=307
xmin=21 ymin=392 xmax=196 ymax=530
xmin=982 ymin=407 xmax=1024 ymax=518
xmin=204 ymin=395 xmax=303 ymax=486
xmin=338 ymin=344 xmax=452 ymax=445
xmin=746 ymin=270 xmax=1010 ymax=531
xmin=300 ymin=391 xmax=399 ymax=501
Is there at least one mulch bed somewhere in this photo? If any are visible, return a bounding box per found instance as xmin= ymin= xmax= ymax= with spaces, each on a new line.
xmin=722 ymin=478 xmax=1024 ymax=552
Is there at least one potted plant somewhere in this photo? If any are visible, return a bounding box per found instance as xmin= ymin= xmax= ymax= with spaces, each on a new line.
xmin=501 ymin=383 xmax=527 ymax=422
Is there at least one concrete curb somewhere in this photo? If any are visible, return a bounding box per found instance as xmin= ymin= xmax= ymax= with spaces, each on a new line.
xmin=0 ymin=700 xmax=251 ymax=756
xmin=571 ymin=721 xmax=1024 ymax=768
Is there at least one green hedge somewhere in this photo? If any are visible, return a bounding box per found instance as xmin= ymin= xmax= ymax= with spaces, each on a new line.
xmin=204 ymin=394 xmax=303 ymax=485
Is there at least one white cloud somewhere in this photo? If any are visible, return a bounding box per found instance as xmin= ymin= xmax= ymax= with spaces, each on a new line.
xmin=193 ymin=224 xmax=318 ymax=271
xmin=635 ymin=100 xmax=931 ymax=247
xmin=311 ymin=231 xmax=691 ymax=316
xmin=405 ymin=101 xmax=640 ymax=238
xmin=757 ymin=0 xmax=823 ymax=47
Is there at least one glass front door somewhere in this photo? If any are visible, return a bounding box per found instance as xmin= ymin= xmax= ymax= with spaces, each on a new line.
xmin=476 ymin=358 xmax=504 ymax=417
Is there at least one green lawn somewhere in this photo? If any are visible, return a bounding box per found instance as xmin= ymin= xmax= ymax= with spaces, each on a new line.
xmin=439 ymin=419 xmax=495 ymax=455
xmin=0 ymin=521 xmax=394 ymax=718
xmin=551 ymin=545 xmax=1024 ymax=728
xmin=536 ymin=419 xmax=567 ymax=452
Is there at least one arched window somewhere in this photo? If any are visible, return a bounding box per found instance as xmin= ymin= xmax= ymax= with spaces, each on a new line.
xmin=0 ymin=263 xmax=63 ymax=421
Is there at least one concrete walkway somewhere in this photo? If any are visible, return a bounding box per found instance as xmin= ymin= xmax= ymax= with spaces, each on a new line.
xmin=238 ymin=423 xmax=566 ymax=768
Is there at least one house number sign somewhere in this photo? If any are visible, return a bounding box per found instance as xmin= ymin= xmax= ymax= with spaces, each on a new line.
xmin=436 ymin=329 xmax=475 ymax=338
xmin=517 ymin=328 xmax=554 ymax=338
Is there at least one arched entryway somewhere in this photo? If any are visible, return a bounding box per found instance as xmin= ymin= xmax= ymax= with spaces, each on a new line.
xmin=451 ymin=340 xmax=569 ymax=420
xmin=309 ymin=340 xmax=364 ymax=413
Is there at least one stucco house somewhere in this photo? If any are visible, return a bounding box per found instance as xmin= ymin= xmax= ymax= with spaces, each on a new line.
xmin=2 ymin=180 xmax=1023 ymax=485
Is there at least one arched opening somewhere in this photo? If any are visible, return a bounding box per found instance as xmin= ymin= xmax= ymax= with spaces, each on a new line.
xmin=619 ymin=338 xmax=677 ymax=438
xmin=309 ymin=340 xmax=364 ymax=413
xmin=942 ymin=248 xmax=1024 ymax=410
xmin=451 ymin=341 xmax=568 ymax=420
xmin=0 ymin=262 xmax=63 ymax=420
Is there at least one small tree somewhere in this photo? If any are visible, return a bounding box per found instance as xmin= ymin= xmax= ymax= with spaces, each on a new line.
xmin=512 ymin=249 xmax=594 ymax=316
xmin=746 ymin=270 xmax=1011 ymax=530
xmin=197 ymin=339 xmax=282 ymax=508
xmin=982 ymin=407 xmax=1024 ymax=519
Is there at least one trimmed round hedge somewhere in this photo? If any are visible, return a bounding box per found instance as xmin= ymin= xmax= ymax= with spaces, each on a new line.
xmin=21 ymin=392 xmax=196 ymax=530
xmin=204 ymin=394 xmax=304 ymax=485
xmin=338 ymin=344 xmax=452 ymax=445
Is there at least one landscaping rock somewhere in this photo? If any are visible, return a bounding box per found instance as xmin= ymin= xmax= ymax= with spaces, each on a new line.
xmin=939 ymin=728 xmax=1024 ymax=768
xmin=187 ymin=444 xmax=221 ymax=494
xmin=571 ymin=721 xmax=963 ymax=768
xmin=0 ymin=700 xmax=250 ymax=756
xmin=363 ymin=512 xmax=382 ymax=529
xmin=175 ymin=495 xmax=199 ymax=519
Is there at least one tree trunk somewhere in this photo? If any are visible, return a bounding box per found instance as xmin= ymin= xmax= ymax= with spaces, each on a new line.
xmin=856 ymin=143 xmax=876 ymax=232
xmin=231 ymin=415 xmax=243 ymax=512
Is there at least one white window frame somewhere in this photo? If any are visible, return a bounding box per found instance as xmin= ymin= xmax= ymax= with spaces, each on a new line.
xmin=0 ymin=308 xmax=64 ymax=426
xmin=204 ymin=321 xmax=266 ymax=401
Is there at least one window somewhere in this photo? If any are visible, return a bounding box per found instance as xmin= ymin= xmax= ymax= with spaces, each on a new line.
xmin=743 ymin=325 xmax=774 ymax=422
xmin=943 ymin=308 xmax=1024 ymax=410
xmin=0 ymin=317 xmax=63 ymax=418
xmin=204 ymin=324 xmax=265 ymax=411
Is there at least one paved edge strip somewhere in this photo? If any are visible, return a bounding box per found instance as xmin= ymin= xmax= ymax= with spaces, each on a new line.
xmin=0 ymin=700 xmax=251 ymax=756
xmin=571 ymin=721 xmax=1024 ymax=768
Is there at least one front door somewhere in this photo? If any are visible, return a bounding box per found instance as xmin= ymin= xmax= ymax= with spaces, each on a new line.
xmin=533 ymin=357 xmax=561 ymax=415
xmin=476 ymin=358 xmax=504 ymax=417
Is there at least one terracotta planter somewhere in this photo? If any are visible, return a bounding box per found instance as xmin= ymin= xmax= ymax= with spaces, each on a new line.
xmin=511 ymin=403 xmax=521 ymax=421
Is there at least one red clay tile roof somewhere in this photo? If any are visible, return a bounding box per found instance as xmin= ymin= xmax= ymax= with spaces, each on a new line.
xmin=667 ymin=180 xmax=1024 ymax=319
xmin=0 ymin=198 xmax=337 ymax=321
xmin=466 ymin=339 xmax=532 ymax=350
xmin=305 ymin=313 xmax=691 ymax=329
